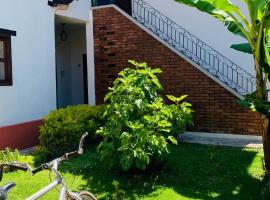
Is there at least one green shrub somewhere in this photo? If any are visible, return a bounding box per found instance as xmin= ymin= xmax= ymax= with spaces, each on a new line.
xmin=32 ymin=146 xmax=51 ymax=165
xmin=0 ymin=148 xmax=20 ymax=164
xmin=39 ymin=104 xmax=105 ymax=158
xmin=97 ymin=61 xmax=193 ymax=171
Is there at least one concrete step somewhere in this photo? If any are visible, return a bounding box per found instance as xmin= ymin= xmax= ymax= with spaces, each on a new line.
xmin=179 ymin=132 xmax=262 ymax=148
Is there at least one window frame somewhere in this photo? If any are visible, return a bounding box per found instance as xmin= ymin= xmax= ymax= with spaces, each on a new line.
xmin=0 ymin=35 xmax=12 ymax=86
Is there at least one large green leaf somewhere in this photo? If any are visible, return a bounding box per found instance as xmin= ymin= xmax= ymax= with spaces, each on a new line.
xmin=175 ymin=0 xmax=250 ymax=39
xmin=261 ymin=31 xmax=270 ymax=77
xmin=263 ymin=33 xmax=270 ymax=65
xmin=230 ymin=43 xmax=253 ymax=54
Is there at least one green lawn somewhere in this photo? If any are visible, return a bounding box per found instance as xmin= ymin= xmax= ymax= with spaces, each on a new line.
xmin=1 ymin=144 xmax=269 ymax=200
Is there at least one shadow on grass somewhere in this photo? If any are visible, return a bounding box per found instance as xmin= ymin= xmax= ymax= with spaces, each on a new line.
xmin=61 ymin=144 xmax=270 ymax=200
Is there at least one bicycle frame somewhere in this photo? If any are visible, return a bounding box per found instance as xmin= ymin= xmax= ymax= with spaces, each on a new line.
xmin=25 ymin=160 xmax=81 ymax=200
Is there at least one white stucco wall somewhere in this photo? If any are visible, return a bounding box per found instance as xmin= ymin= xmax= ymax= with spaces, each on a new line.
xmin=0 ymin=0 xmax=93 ymax=126
xmin=56 ymin=0 xmax=92 ymax=22
xmin=0 ymin=0 xmax=56 ymax=126
xmin=142 ymin=0 xmax=255 ymax=75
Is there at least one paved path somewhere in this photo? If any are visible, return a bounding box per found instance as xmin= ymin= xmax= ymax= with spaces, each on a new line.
xmin=20 ymin=132 xmax=262 ymax=154
xmin=20 ymin=147 xmax=36 ymax=155
xmin=179 ymin=132 xmax=262 ymax=148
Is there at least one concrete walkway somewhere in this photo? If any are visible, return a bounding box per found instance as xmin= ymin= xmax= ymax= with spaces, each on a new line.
xmin=19 ymin=132 xmax=262 ymax=154
xmin=179 ymin=132 xmax=263 ymax=148
xmin=20 ymin=146 xmax=36 ymax=155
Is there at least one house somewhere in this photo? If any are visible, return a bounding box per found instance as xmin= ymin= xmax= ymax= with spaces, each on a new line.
xmin=0 ymin=0 xmax=261 ymax=150
xmin=0 ymin=0 xmax=95 ymax=149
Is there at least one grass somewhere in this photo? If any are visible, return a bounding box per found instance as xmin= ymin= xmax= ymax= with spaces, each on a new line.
xmin=1 ymin=144 xmax=269 ymax=200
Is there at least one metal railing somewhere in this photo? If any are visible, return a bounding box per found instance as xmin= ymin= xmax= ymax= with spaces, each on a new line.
xmin=132 ymin=0 xmax=255 ymax=95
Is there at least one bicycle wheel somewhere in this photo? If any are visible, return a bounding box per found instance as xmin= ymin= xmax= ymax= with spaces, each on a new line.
xmin=78 ymin=191 xmax=97 ymax=200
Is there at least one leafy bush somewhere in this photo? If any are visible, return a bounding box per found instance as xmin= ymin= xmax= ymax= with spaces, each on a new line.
xmin=39 ymin=104 xmax=105 ymax=158
xmin=0 ymin=148 xmax=20 ymax=164
xmin=32 ymin=146 xmax=51 ymax=165
xmin=112 ymin=180 xmax=125 ymax=200
xmin=97 ymin=61 xmax=193 ymax=171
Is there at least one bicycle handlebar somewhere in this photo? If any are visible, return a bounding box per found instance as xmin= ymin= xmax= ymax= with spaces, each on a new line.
xmin=31 ymin=132 xmax=88 ymax=174
xmin=0 ymin=163 xmax=28 ymax=181
xmin=78 ymin=132 xmax=88 ymax=155
xmin=63 ymin=151 xmax=78 ymax=160
xmin=5 ymin=163 xmax=28 ymax=171
xmin=0 ymin=132 xmax=88 ymax=178
xmin=31 ymin=165 xmax=44 ymax=175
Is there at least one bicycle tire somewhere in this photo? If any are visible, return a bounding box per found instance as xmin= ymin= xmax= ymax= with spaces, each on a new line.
xmin=78 ymin=191 xmax=97 ymax=200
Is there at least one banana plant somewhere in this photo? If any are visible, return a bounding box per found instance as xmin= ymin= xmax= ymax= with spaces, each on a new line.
xmin=175 ymin=0 xmax=270 ymax=172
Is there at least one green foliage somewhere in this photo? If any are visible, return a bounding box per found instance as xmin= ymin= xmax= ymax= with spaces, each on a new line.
xmin=39 ymin=104 xmax=105 ymax=158
xmin=0 ymin=148 xmax=33 ymax=167
xmin=230 ymin=43 xmax=253 ymax=54
xmin=0 ymin=148 xmax=33 ymax=165
xmin=237 ymin=90 xmax=270 ymax=117
xmin=97 ymin=60 xmax=193 ymax=171
xmin=174 ymin=0 xmax=270 ymax=83
xmin=0 ymin=148 xmax=20 ymax=164
xmin=175 ymin=0 xmax=250 ymax=39
xmin=112 ymin=180 xmax=125 ymax=200
xmin=1 ymin=146 xmax=267 ymax=200
xmin=32 ymin=146 xmax=51 ymax=165
xmin=175 ymin=0 xmax=270 ymax=172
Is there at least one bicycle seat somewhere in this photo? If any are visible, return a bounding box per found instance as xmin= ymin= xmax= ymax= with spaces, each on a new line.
xmin=0 ymin=182 xmax=16 ymax=200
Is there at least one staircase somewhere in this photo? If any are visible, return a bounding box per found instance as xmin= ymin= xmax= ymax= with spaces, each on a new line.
xmin=131 ymin=0 xmax=256 ymax=96
xmin=92 ymin=1 xmax=262 ymax=135
xmin=92 ymin=0 xmax=256 ymax=96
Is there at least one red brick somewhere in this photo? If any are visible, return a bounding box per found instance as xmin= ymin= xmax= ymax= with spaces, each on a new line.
xmin=93 ymin=7 xmax=261 ymax=135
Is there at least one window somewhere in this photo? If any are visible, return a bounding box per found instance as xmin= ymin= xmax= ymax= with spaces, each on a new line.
xmin=0 ymin=36 xmax=12 ymax=85
xmin=0 ymin=28 xmax=16 ymax=86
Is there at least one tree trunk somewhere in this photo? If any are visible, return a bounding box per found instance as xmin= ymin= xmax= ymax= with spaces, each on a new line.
xmin=254 ymin=57 xmax=270 ymax=174
xmin=263 ymin=116 xmax=270 ymax=173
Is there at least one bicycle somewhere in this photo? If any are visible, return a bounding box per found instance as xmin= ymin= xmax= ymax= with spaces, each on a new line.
xmin=0 ymin=132 xmax=97 ymax=200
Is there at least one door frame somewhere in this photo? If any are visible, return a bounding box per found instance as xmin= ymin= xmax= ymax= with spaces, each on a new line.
xmin=83 ymin=54 xmax=89 ymax=104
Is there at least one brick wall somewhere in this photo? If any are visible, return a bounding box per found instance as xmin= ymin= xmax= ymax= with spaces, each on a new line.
xmin=93 ymin=7 xmax=261 ymax=135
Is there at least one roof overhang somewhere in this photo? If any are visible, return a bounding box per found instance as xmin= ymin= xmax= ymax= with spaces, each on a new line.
xmin=48 ymin=0 xmax=74 ymax=7
xmin=0 ymin=28 xmax=16 ymax=37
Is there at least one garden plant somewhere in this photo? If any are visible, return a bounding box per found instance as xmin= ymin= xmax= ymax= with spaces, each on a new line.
xmin=97 ymin=60 xmax=193 ymax=171
xmin=39 ymin=104 xmax=105 ymax=159
xmin=175 ymin=0 xmax=270 ymax=173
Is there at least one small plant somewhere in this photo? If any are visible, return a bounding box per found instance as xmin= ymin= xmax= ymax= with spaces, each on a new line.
xmin=0 ymin=148 xmax=33 ymax=165
xmin=0 ymin=148 xmax=20 ymax=164
xmin=112 ymin=180 xmax=125 ymax=200
xmin=97 ymin=60 xmax=193 ymax=171
xmin=39 ymin=104 xmax=105 ymax=158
